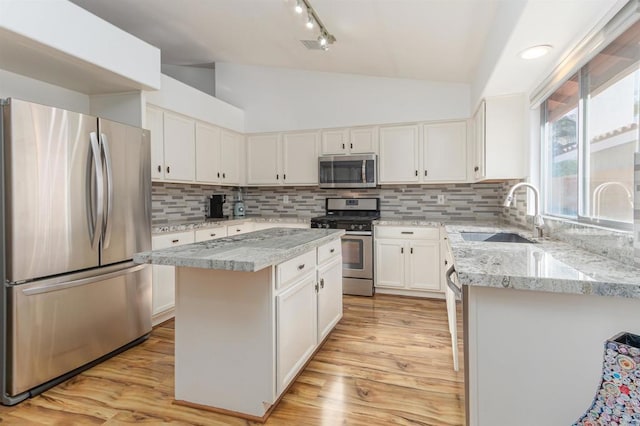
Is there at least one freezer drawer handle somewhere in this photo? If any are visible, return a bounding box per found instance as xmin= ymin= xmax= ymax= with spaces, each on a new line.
xmin=21 ymin=265 xmax=147 ymax=296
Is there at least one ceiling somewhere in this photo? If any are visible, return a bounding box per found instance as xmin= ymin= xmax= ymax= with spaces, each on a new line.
xmin=70 ymin=0 xmax=622 ymax=95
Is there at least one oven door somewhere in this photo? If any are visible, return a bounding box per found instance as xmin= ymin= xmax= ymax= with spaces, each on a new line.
xmin=341 ymin=233 xmax=373 ymax=279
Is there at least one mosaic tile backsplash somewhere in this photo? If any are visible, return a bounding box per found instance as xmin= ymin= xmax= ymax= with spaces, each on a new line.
xmin=152 ymin=181 xmax=524 ymax=225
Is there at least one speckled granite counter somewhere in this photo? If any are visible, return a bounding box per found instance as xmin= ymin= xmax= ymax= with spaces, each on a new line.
xmin=135 ymin=227 xmax=344 ymax=272
xmin=374 ymin=217 xmax=444 ymax=227
xmin=152 ymin=215 xmax=312 ymax=234
xmin=446 ymin=223 xmax=640 ymax=299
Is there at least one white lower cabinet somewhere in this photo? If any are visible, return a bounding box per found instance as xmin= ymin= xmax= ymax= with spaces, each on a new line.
xmin=374 ymin=226 xmax=443 ymax=296
xmin=151 ymin=230 xmax=195 ymax=323
xmin=276 ymin=271 xmax=318 ymax=394
xmin=317 ymin=257 xmax=343 ymax=342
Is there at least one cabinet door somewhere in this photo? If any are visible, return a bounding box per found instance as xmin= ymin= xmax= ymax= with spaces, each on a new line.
xmin=282 ymin=131 xmax=319 ymax=185
xmin=374 ymin=240 xmax=405 ymax=288
xmin=195 ymin=122 xmax=221 ymax=184
xmin=163 ymin=111 xmax=195 ymax=182
xmin=147 ymin=106 xmax=165 ymax=180
xmin=247 ymin=134 xmax=280 ymax=185
xmin=349 ymin=126 xmax=378 ymax=154
xmin=422 ymin=122 xmax=467 ymax=182
xmin=276 ymin=273 xmax=317 ymax=394
xmin=473 ymin=101 xmax=486 ymax=180
xmin=407 ymin=240 xmax=441 ymax=292
xmin=321 ymin=129 xmax=348 ymax=155
xmin=317 ymin=257 xmax=343 ymax=342
xmin=379 ymin=125 xmax=420 ymax=183
xmin=484 ymin=94 xmax=526 ymax=180
xmin=151 ymin=231 xmax=195 ymax=316
xmin=220 ymin=129 xmax=241 ymax=184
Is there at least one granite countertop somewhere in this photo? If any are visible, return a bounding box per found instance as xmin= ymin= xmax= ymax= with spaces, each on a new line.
xmin=152 ymin=215 xmax=313 ymax=234
xmin=135 ymin=228 xmax=344 ymax=272
xmin=446 ymin=223 xmax=640 ymax=299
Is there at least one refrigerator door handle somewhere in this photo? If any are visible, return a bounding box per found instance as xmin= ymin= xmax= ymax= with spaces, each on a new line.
xmin=100 ymin=132 xmax=114 ymax=249
xmin=20 ymin=264 xmax=147 ymax=296
xmin=89 ymin=132 xmax=104 ymax=250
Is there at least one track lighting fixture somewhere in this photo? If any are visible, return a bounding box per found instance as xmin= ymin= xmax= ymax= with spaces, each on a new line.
xmin=292 ymin=0 xmax=336 ymax=50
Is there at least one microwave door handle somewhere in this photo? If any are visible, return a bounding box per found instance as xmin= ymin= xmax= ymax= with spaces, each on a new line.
xmin=89 ymin=132 xmax=104 ymax=250
xmin=362 ymin=160 xmax=366 ymax=183
xmin=100 ymin=132 xmax=114 ymax=249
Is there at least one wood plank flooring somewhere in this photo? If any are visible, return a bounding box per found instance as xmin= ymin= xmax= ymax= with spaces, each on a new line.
xmin=0 ymin=295 xmax=464 ymax=425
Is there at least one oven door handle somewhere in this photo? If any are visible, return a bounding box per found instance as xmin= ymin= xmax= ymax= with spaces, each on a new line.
xmin=344 ymin=231 xmax=372 ymax=236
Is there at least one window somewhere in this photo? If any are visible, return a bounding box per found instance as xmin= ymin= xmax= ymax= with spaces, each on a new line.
xmin=542 ymin=20 xmax=640 ymax=229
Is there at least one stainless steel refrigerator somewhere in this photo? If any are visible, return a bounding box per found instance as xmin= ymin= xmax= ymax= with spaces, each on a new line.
xmin=0 ymin=98 xmax=152 ymax=405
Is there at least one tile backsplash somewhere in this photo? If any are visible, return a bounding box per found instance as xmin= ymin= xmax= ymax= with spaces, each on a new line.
xmin=152 ymin=181 xmax=523 ymax=225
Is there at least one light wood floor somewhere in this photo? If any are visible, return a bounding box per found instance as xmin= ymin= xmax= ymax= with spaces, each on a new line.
xmin=0 ymin=295 xmax=465 ymax=425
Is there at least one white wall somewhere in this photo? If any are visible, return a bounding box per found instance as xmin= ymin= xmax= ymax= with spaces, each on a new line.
xmin=161 ymin=64 xmax=215 ymax=97
xmin=90 ymin=92 xmax=144 ymax=127
xmin=0 ymin=68 xmax=90 ymax=112
xmin=144 ymin=74 xmax=244 ymax=133
xmin=215 ymin=63 xmax=470 ymax=133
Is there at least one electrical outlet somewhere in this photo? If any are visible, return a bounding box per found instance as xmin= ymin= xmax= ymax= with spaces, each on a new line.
xmin=283 ymin=195 xmax=289 ymax=204
xmin=437 ymin=194 xmax=446 ymax=205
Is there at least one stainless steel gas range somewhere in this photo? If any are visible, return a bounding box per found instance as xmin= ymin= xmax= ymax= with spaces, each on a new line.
xmin=311 ymin=198 xmax=379 ymax=296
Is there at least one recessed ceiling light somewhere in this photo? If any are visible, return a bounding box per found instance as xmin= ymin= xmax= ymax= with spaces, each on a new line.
xmin=519 ymin=45 xmax=553 ymax=60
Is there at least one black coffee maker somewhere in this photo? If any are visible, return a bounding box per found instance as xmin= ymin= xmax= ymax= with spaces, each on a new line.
xmin=207 ymin=195 xmax=226 ymax=219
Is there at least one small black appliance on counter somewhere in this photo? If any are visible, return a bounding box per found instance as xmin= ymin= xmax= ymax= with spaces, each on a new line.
xmin=207 ymin=194 xmax=226 ymax=219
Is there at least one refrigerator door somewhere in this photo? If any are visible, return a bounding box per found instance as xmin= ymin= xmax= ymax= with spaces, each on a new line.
xmin=3 ymin=99 xmax=100 ymax=283
xmin=98 ymin=119 xmax=151 ymax=266
xmin=8 ymin=263 xmax=151 ymax=396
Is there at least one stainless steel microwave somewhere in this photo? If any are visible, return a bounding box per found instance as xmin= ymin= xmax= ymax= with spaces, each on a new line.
xmin=318 ymin=154 xmax=377 ymax=188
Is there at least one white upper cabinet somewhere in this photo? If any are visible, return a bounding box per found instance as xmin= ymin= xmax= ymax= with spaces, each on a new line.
xmin=282 ymin=131 xmax=319 ymax=185
xmin=195 ymin=122 xmax=221 ymax=184
xmin=320 ymin=126 xmax=378 ymax=155
xmin=379 ymin=125 xmax=420 ymax=183
xmin=147 ymin=105 xmax=243 ymax=186
xmin=162 ymin=111 xmax=196 ymax=182
xmin=147 ymin=106 xmax=165 ymax=180
xmin=220 ymin=129 xmax=242 ymax=185
xmin=247 ymin=134 xmax=280 ymax=185
xmin=422 ymin=121 xmax=467 ymax=182
xmin=247 ymin=131 xmax=319 ymax=186
xmin=473 ymin=94 xmax=526 ymax=181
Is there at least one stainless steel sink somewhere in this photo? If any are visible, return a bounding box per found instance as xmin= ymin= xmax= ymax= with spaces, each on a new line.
xmin=460 ymin=232 xmax=535 ymax=243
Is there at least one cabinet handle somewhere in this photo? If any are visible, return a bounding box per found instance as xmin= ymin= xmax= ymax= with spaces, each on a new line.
xmin=350 ymin=143 xmax=353 ymax=149
xmin=297 ymin=264 xmax=305 ymax=270
xmin=410 ymin=247 xmax=414 ymax=254
xmin=315 ymin=283 xmax=319 ymax=292
xmin=166 ymin=166 xmax=170 ymax=174
xmin=217 ymin=172 xmax=220 ymax=178
xmin=320 ymin=278 xmax=325 ymax=289
xmin=276 ymin=174 xmax=279 ymax=180
xmin=236 ymin=229 xmax=241 ymax=232
xmin=401 ymin=231 xmax=414 ymax=235
xmin=222 ymin=172 xmax=226 ymax=179
xmin=210 ymin=233 xmax=216 ymax=237
xmin=330 ymin=248 xmax=335 ymax=253
xmin=157 ymin=165 xmax=161 ymax=173
xmin=401 ymin=247 xmax=404 ymax=254
xmin=424 ymin=170 xmax=428 ymax=177
xmin=172 ymin=239 xmax=179 ymax=243
xmin=474 ymin=166 xmax=479 ymax=172
xmin=342 ymin=143 xmax=345 ymax=149
xmin=444 ymin=259 xmax=448 ymax=266
xmin=283 ymin=174 xmax=286 ymax=180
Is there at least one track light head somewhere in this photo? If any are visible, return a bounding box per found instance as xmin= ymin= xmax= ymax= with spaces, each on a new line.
xmin=294 ymin=0 xmax=303 ymax=14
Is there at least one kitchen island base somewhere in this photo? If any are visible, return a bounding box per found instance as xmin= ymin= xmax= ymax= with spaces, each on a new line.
xmin=465 ymin=285 xmax=640 ymax=426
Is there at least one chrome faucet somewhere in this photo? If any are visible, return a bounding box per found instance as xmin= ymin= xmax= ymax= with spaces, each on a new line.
xmin=503 ymin=182 xmax=544 ymax=238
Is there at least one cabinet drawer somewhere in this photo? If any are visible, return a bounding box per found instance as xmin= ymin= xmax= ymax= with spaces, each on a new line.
xmin=277 ymin=250 xmax=317 ymax=290
xmin=375 ymin=226 xmax=439 ymax=240
xmin=317 ymin=239 xmax=341 ymax=265
xmin=227 ymin=222 xmax=253 ymax=235
xmin=194 ymin=226 xmax=227 ymax=242
xmin=152 ymin=231 xmax=195 ymax=249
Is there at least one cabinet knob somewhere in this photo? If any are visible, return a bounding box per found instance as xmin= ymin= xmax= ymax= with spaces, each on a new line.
xmin=166 ymin=166 xmax=170 ymax=173
xmin=157 ymin=165 xmax=161 ymax=173
xmin=474 ymin=166 xmax=479 ymax=172
xmin=444 ymin=260 xmax=448 ymax=265
xmin=330 ymin=248 xmax=335 ymax=253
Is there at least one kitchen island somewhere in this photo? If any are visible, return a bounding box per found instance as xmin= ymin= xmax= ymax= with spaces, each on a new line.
xmin=134 ymin=227 xmax=344 ymax=422
xmin=445 ymin=224 xmax=640 ymax=426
